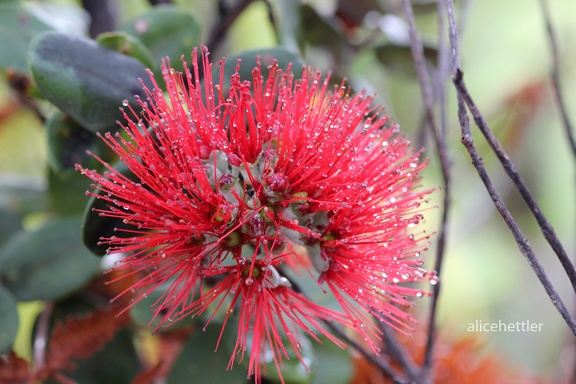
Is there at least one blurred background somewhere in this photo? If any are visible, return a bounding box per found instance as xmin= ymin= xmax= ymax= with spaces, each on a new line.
xmin=0 ymin=0 xmax=575 ymax=382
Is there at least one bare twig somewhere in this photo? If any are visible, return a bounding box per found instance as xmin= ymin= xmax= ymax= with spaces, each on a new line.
xmin=376 ymin=320 xmax=420 ymax=383
xmin=434 ymin=0 xmax=450 ymax=139
xmin=325 ymin=322 xmax=410 ymax=384
xmin=279 ymin=268 xmax=411 ymax=384
xmin=445 ymin=0 xmax=576 ymax=335
xmin=454 ymin=70 xmax=576 ymax=292
xmin=206 ymin=0 xmax=255 ymax=52
xmin=33 ymin=301 xmax=54 ymax=370
xmin=538 ymin=0 xmax=576 ymax=157
xmin=441 ymin=0 xmax=576 ymax=294
xmin=400 ymin=0 xmax=453 ymax=377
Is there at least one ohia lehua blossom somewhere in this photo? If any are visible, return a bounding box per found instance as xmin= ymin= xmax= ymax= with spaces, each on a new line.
xmin=77 ymin=46 xmax=434 ymax=382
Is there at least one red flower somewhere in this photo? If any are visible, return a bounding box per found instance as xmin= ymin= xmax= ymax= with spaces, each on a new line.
xmin=77 ymin=46 xmax=433 ymax=383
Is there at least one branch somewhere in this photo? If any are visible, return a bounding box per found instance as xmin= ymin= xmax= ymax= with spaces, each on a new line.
xmin=279 ymin=268 xmax=411 ymax=384
xmin=453 ymin=68 xmax=576 ymax=292
xmin=445 ymin=0 xmax=576 ymax=336
xmin=33 ymin=301 xmax=54 ymax=371
xmin=441 ymin=0 xmax=576 ymax=294
xmin=538 ymin=0 xmax=576 ymax=157
xmin=400 ymin=0 xmax=453 ymax=376
xmin=325 ymin=322 xmax=410 ymax=384
xmin=206 ymin=0 xmax=255 ymax=52
xmin=376 ymin=320 xmax=420 ymax=383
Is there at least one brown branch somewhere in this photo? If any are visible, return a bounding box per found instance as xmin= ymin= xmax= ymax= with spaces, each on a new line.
xmin=325 ymin=322 xmax=410 ymax=384
xmin=279 ymin=268 xmax=411 ymax=384
xmin=441 ymin=0 xmax=576 ymax=294
xmin=400 ymin=0 xmax=453 ymax=377
xmin=445 ymin=0 xmax=576 ymax=336
xmin=453 ymin=68 xmax=576 ymax=292
xmin=538 ymin=0 xmax=576 ymax=157
xmin=376 ymin=320 xmax=420 ymax=383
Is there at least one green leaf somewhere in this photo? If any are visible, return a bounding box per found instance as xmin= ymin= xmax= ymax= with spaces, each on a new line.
xmin=121 ymin=5 xmax=200 ymax=76
xmin=214 ymin=47 xmax=305 ymax=96
xmin=311 ymin=337 xmax=352 ymax=384
xmin=0 ymin=3 xmax=54 ymax=72
xmin=0 ymin=217 xmax=101 ymax=301
xmin=271 ymin=0 xmax=301 ymax=53
xmin=301 ymin=4 xmax=345 ymax=53
xmin=47 ymin=168 xmax=93 ymax=216
xmin=260 ymin=334 xmax=317 ymax=384
xmin=374 ymin=41 xmax=438 ymax=77
xmin=96 ymin=31 xmax=155 ymax=69
xmin=28 ymin=32 xmax=152 ymax=133
xmin=168 ymin=324 xmax=249 ymax=384
xmin=81 ymin=161 xmax=139 ymax=256
xmin=130 ymin=279 xmax=198 ymax=331
xmin=0 ymin=284 xmax=19 ymax=353
xmin=0 ymin=207 xmax=22 ymax=247
xmin=46 ymin=111 xmax=114 ymax=177
xmin=0 ymin=174 xmax=48 ymax=215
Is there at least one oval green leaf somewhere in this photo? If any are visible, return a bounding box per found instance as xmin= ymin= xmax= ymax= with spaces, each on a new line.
xmin=48 ymin=168 xmax=93 ymax=217
xmin=214 ymin=47 xmax=305 ymax=96
xmin=47 ymin=111 xmax=114 ymax=177
xmin=121 ymin=5 xmax=200 ymax=77
xmin=0 ymin=284 xmax=19 ymax=353
xmin=96 ymin=31 xmax=155 ymax=69
xmin=0 ymin=217 xmax=101 ymax=301
xmin=28 ymin=32 xmax=152 ymax=133
xmin=81 ymin=161 xmax=139 ymax=256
